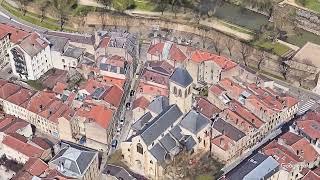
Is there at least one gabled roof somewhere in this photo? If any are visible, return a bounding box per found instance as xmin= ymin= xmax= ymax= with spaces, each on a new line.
xmin=18 ymin=32 xmax=49 ymax=57
xmin=132 ymin=96 xmax=150 ymax=110
xmin=169 ymin=67 xmax=193 ymax=87
xmin=21 ymin=158 xmax=48 ymax=176
xmin=50 ymin=144 xmax=97 ymax=177
xmin=103 ymin=84 xmax=124 ymax=108
xmin=194 ymin=97 xmax=221 ymax=119
xmin=212 ymin=118 xmax=245 ymax=141
xmin=0 ymin=23 xmax=29 ymax=43
xmin=180 ymin=110 xmax=210 ymax=134
xmin=2 ymin=133 xmax=44 ymax=158
xmin=141 ymin=104 xmax=183 ymax=146
xmin=76 ymin=104 xmax=113 ymax=129
xmin=147 ymin=96 xmax=169 ymax=115
xmin=149 ymin=143 xmax=167 ymax=165
xmin=131 ymin=112 xmax=153 ymax=131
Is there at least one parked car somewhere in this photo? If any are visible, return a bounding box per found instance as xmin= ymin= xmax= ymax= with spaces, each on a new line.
xmin=130 ymin=90 xmax=135 ymax=96
xmin=8 ymin=69 xmax=12 ymax=74
xmin=111 ymin=140 xmax=118 ymax=148
xmin=126 ymin=102 xmax=131 ymax=110
xmin=120 ymin=119 xmax=125 ymax=125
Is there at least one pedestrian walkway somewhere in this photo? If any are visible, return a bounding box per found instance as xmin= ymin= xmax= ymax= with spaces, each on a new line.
xmin=297 ymin=99 xmax=316 ymax=115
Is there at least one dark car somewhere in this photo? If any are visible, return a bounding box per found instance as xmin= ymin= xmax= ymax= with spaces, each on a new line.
xmin=8 ymin=69 xmax=12 ymax=74
xmin=126 ymin=102 xmax=131 ymax=110
xmin=130 ymin=90 xmax=135 ymax=96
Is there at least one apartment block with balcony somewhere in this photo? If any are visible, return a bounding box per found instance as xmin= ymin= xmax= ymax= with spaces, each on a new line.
xmin=9 ymin=32 xmax=52 ymax=80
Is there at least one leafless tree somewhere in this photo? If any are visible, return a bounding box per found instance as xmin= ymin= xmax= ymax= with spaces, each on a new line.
xmin=38 ymin=0 xmax=51 ymax=22
xmin=239 ymin=43 xmax=253 ymax=66
xmin=212 ymin=36 xmax=223 ymax=55
xmin=225 ymin=38 xmax=234 ymax=57
xmin=17 ymin=0 xmax=31 ymax=15
xmin=257 ymin=51 xmax=267 ymax=70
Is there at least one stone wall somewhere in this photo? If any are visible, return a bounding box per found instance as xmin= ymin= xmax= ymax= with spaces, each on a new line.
xmin=296 ymin=9 xmax=320 ymax=35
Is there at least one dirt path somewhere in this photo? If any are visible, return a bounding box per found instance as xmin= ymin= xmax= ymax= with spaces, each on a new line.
xmin=78 ymin=0 xmax=105 ymax=7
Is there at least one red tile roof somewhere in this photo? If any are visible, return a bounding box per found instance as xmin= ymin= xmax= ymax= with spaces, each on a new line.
xmin=229 ymin=100 xmax=264 ymax=128
xmin=219 ymin=78 xmax=245 ymax=98
xmin=148 ymin=42 xmax=164 ymax=56
xmin=97 ymin=36 xmax=110 ymax=49
xmin=191 ymin=50 xmax=216 ymax=63
xmin=209 ymin=84 xmax=226 ymax=96
xmin=211 ymin=134 xmax=234 ymax=151
xmin=22 ymin=91 xmax=56 ymax=114
xmin=280 ymin=132 xmax=302 ymax=146
xmin=148 ymin=42 xmax=187 ymax=62
xmin=263 ymin=140 xmax=302 ymax=171
xmin=194 ymin=97 xmax=221 ymax=118
xmin=80 ymin=79 xmax=110 ymax=95
xmin=6 ymin=88 xmax=35 ymax=106
xmin=191 ymin=50 xmax=237 ymax=71
xmin=0 ymin=82 xmax=21 ymax=99
xmin=31 ymin=137 xmax=52 ymax=150
xmin=4 ymin=121 xmax=29 ymax=134
xmin=132 ymin=96 xmax=150 ymax=110
xmin=291 ymin=137 xmax=319 ymax=163
xmin=302 ymin=169 xmax=320 ymax=180
xmin=141 ymin=69 xmax=169 ymax=86
xmin=0 ymin=23 xmax=29 ymax=43
xmin=102 ymin=75 xmax=126 ymax=88
xmin=22 ymin=158 xmax=48 ymax=176
xmin=0 ymin=116 xmax=15 ymax=130
xmin=147 ymin=61 xmax=174 ymax=75
xmin=297 ymin=119 xmax=320 ymax=142
xmin=169 ymin=44 xmax=187 ymax=62
xmin=76 ymin=105 xmax=113 ymax=129
xmin=2 ymin=133 xmax=43 ymax=158
xmin=103 ymin=84 xmax=124 ymax=108
xmin=52 ymin=82 xmax=67 ymax=94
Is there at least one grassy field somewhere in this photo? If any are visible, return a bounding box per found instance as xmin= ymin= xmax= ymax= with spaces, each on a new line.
xmin=296 ymin=0 xmax=320 ymax=13
xmin=252 ymin=38 xmax=291 ymax=56
xmin=133 ymin=0 xmax=156 ymax=11
xmin=1 ymin=1 xmax=75 ymax=31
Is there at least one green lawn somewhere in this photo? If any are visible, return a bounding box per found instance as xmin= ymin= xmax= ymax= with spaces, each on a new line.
xmin=1 ymin=1 xmax=75 ymax=31
xmin=26 ymin=80 xmax=44 ymax=90
xmin=296 ymin=0 xmax=320 ymax=13
xmin=133 ymin=0 xmax=156 ymax=11
xmin=252 ymin=39 xmax=291 ymax=56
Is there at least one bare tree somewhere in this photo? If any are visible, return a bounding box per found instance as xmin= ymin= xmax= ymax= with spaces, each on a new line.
xmin=212 ymin=36 xmax=223 ymax=55
xmin=257 ymin=51 xmax=267 ymax=70
xmin=53 ymin=0 xmax=76 ymax=31
xmin=200 ymin=27 xmax=210 ymax=49
xmin=239 ymin=43 xmax=253 ymax=66
xmin=17 ymin=0 xmax=31 ymax=15
xmin=38 ymin=0 xmax=51 ymax=22
xmin=225 ymin=38 xmax=234 ymax=57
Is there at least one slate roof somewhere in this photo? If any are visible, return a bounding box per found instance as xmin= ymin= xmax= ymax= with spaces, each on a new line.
xmin=50 ymin=144 xmax=97 ymax=178
xmin=149 ymin=143 xmax=168 ymax=165
xmin=225 ymin=152 xmax=279 ymax=180
xmin=180 ymin=110 xmax=211 ymax=134
xmin=147 ymin=96 xmax=169 ymax=115
xmin=169 ymin=126 xmax=184 ymax=141
xmin=213 ymin=118 xmax=246 ymax=141
xmin=131 ymin=112 xmax=153 ymax=131
xmin=141 ymin=104 xmax=183 ymax=146
xmin=184 ymin=136 xmax=197 ymax=151
xmin=159 ymin=133 xmax=178 ymax=152
xmin=102 ymin=164 xmax=136 ymax=180
xmin=63 ymin=45 xmax=85 ymax=59
xmin=170 ymin=67 xmax=193 ymax=87
xmin=45 ymin=35 xmax=68 ymax=53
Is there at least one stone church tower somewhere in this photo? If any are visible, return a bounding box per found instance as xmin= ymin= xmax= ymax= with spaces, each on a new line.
xmin=169 ymin=67 xmax=193 ymax=114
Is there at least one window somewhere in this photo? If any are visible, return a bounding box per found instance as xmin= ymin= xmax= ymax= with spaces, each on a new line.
xmin=173 ymin=86 xmax=177 ymax=94
xmin=185 ymin=90 xmax=187 ymax=97
xmin=150 ymin=160 xmax=153 ymax=164
xmin=62 ymin=59 xmax=65 ymax=63
xmin=178 ymin=89 xmax=182 ymax=97
xmin=137 ymin=143 xmax=143 ymax=154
